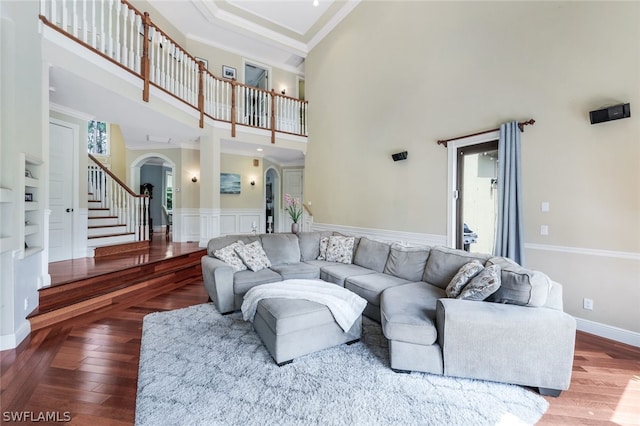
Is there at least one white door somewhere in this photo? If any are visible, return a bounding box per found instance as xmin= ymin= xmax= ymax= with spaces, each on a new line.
xmin=49 ymin=121 xmax=75 ymax=262
xmin=282 ymin=169 xmax=303 ymax=230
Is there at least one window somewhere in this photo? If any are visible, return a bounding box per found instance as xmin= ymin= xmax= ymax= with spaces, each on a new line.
xmin=164 ymin=171 xmax=173 ymax=210
xmin=87 ymin=120 xmax=109 ymax=155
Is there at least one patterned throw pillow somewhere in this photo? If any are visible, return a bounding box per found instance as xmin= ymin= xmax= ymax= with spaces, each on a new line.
xmin=457 ymin=264 xmax=501 ymax=301
xmin=234 ymin=240 xmax=272 ymax=272
xmin=213 ymin=241 xmax=247 ymax=272
xmin=317 ymin=237 xmax=330 ymax=260
xmin=325 ymin=235 xmax=355 ymax=264
xmin=446 ymin=261 xmax=484 ymax=298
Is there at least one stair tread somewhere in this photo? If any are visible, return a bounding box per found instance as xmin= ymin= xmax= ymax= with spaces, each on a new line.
xmin=88 ymin=216 xmax=118 ymax=219
xmin=88 ymin=224 xmax=126 ymax=229
xmin=88 ymin=232 xmax=135 ymax=239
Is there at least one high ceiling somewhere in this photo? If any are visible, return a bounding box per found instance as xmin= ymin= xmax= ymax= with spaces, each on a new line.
xmin=148 ymin=0 xmax=361 ymax=73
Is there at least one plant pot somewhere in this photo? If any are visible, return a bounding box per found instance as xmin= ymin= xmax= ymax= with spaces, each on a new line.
xmin=291 ymin=222 xmax=300 ymax=234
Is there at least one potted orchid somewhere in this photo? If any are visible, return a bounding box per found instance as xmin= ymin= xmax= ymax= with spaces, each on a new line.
xmin=284 ymin=193 xmax=303 ymax=233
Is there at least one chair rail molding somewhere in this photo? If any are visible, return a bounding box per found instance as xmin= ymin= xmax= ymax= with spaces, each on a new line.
xmin=311 ymin=223 xmax=447 ymax=247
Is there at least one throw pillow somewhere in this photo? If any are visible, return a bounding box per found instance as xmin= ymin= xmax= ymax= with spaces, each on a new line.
xmin=317 ymin=237 xmax=330 ymax=260
xmin=234 ymin=240 xmax=271 ymax=272
xmin=325 ymin=235 xmax=355 ymax=264
xmin=485 ymin=257 xmax=552 ymax=307
xmin=446 ymin=261 xmax=484 ymax=298
xmin=457 ymin=264 xmax=501 ymax=301
xmin=213 ymin=241 xmax=247 ymax=272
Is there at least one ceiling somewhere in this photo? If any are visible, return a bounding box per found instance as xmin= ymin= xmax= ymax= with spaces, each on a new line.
xmin=148 ymin=0 xmax=361 ymax=74
xmin=49 ymin=0 xmax=360 ymax=166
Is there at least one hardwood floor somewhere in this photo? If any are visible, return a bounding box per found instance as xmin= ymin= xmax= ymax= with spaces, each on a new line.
xmin=1 ymin=246 xmax=639 ymax=425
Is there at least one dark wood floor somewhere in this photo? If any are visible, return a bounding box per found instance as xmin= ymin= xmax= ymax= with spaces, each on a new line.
xmin=2 ymin=240 xmax=639 ymax=425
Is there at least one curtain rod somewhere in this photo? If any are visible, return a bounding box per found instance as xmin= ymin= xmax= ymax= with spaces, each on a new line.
xmin=436 ymin=119 xmax=535 ymax=148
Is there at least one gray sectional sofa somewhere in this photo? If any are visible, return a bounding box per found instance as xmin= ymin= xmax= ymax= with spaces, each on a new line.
xmin=201 ymin=231 xmax=576 ymax=396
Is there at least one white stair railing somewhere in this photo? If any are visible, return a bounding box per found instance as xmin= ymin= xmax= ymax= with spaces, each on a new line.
xmin=88 ymin=154 xmax=149 ymax=241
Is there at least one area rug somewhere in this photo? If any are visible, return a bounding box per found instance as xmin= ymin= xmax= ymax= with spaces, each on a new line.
xmin=135 ymin=303 xmax=548 ymax=426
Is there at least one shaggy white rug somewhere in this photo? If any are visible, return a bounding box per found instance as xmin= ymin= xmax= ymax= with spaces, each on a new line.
xmin=135 ymin=303 xmax=548 ymax=426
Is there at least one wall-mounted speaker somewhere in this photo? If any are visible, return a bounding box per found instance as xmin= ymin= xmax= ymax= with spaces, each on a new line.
xmin=392 ymin=151 xmax=408 ymax=161
xmin=589 ymin=103 xmax=630 ymax=124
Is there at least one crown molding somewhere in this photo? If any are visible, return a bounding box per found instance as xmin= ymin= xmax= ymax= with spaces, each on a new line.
xmin=308 ymin=0 xmax=361 ymax=51
xmin=49 ymin=102 xmax=95 ymax=121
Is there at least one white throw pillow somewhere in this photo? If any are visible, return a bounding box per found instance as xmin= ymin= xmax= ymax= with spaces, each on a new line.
xmin=325 ymin=235 xmax=355 ymax=264
xmin=317 ymin=237 xmax=329 ymax=260
xmin=213 ymin=241 xmax=247 ymax=272
xmin=457 ymin=264 xmax=501 ymax=301
xmin=446 ymin=261 xmax=484 ymax=298
xmin=235 ymin=240 xmax=272 ymax=272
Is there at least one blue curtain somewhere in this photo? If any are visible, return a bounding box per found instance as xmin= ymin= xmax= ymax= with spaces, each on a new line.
xmin=494 ymin=121 xmax=525 ymax=265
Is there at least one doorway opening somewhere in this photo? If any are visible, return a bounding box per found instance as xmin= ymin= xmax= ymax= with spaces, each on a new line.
xmin=455 ymin=141 xmax=498 ymax=252
xmin=264 ymin=167 xmax=280 ymax=233
xmin=130 ymin=154 xmax=176 ymax=241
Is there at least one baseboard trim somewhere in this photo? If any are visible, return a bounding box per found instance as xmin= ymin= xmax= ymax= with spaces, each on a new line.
xmin=575 ymin=317 xmax=640 ymax=348
xmin=0 ymin=321 xmax=31 ymax=351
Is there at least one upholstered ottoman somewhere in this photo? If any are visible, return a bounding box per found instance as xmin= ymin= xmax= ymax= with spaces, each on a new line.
xmin=252 ymin=297 xmax=362 ymax=366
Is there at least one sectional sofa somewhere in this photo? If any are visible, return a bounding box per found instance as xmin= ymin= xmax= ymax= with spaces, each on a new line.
xmin=201 ymin=231 xmax=576 ymax=396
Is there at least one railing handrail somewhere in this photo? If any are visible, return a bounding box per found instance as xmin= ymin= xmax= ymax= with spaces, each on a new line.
xmin=39 ymin=0 xmax=309 ymax=139
xmin=88 ymin=154 xmax=146 ymax=198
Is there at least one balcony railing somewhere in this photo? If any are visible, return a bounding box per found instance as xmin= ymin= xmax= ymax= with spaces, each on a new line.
xmin=39 ymin=0 xmax=308 ymax=141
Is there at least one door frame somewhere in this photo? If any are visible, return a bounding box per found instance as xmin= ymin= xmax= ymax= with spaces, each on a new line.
xmin=447 ymin=130 xmax=499 ymax=248
xmin=263 ymin=166 xmax=281 ymax=233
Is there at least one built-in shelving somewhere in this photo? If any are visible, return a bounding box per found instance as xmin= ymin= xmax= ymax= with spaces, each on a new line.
xmin=0 ymin=187 xmax=15 ymax=254
xmin=19 ymin=153 xmax=44 ymax=259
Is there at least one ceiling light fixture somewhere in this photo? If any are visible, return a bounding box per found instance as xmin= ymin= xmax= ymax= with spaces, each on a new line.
xmin=313 ymin=0 xmax=319 ymax=7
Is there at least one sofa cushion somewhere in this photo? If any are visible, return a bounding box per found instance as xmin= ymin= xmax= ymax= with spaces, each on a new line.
xmin=233 ymin=268 xmax=282 ymax=295
xmin=270 ymin=263 xmax=320 ymax=280
xmin=352 ymin=237 xmax=391 ymax=273
xmin=326 ymin=235 xmax=355 ymax=264
xmin=380 ymin=282 xmax=445 ymax=346
xmin=445 ymin=261 xmax=484 ymax=298
xmin=485 ymin=257 xmax=552 ymax=307
xmin=235 ymin=241 xmax=271 ymax=272
xmin=423 ymin=246 xmax=491 ymax=289
xmin=383 ymin=244 xmax=430 ymax=282
xmin=213 ymin=241 xmax=247 ymax=272
xmin=259 ymin=234 xmax=301 ymax=266
xmin=297 ymin=232 xmax=320 ymax=261
xmin=320 ymin=264 xmax=375 ymax=286
xmin=256 ymin=298 xmax=337 ymax=336
xmin=345 ymin=273 xmax=410 ymax=306
xmin=457 ymin=264 xmax=501 ymax=301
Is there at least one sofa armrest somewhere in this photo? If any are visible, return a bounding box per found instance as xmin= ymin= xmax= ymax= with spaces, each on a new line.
xmin=436 ymin=298 xmax=576 ymax=391
xmin=201 ymin=256 xmax=235 ymax=314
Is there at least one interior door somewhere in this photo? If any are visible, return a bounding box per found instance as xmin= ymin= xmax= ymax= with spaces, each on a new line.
xmin=48 ymin=121 xmax=75 ymax=262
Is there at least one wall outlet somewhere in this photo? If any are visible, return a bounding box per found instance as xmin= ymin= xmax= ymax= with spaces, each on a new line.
xmin=540 ymin=225 xmax=549 ymax=236
xmin=541 ymin=202 xmax=550 ymax=212
xmin=583 ymin=298 xmax=594 ymax=310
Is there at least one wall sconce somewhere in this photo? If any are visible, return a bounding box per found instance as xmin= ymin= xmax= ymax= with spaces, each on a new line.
xmin=192 ymin=176 xmax=198 ymax=182
xmin=281 ymin=88 xmax=286 ymax=95
xmin=250 ymin=178 xmax=256 ymax=186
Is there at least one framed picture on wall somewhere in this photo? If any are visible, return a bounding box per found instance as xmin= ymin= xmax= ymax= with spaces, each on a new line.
xmin=195 ymin=56 xmax=208 ymax=70
xmin=222 ymin=65 xmax=236 ymax=80
xmin=220 ymin=173 xmax=241 ymax=194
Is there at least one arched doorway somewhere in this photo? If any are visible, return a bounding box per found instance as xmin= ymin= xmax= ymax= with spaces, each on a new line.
xmin=264 ymin=167 xmax=280 ymax=233
xmin=130 ymin=154 xmax=176 ymax=240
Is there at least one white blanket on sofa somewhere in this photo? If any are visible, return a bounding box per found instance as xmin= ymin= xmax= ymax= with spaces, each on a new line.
xmin=241 ymin=279 xmax=367 ymax=332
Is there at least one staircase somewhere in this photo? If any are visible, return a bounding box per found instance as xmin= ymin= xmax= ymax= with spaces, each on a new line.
xmin=87 ymin=155 xmax=150 ymax=256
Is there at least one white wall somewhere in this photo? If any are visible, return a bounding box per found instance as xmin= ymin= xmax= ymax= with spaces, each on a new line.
xmin=305 ymin=1 xmax=640 ymax=337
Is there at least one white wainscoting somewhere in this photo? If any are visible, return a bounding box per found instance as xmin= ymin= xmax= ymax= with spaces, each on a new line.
xmin=311 ymin=223 xmax=447 ymax=247
xmin=198 ymin=209 xmax=221 ymax=248
xmin=220 ymin=209 xmax=263 ymax=236
xmin=172 ymin=208 xmax=202 ymax=243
